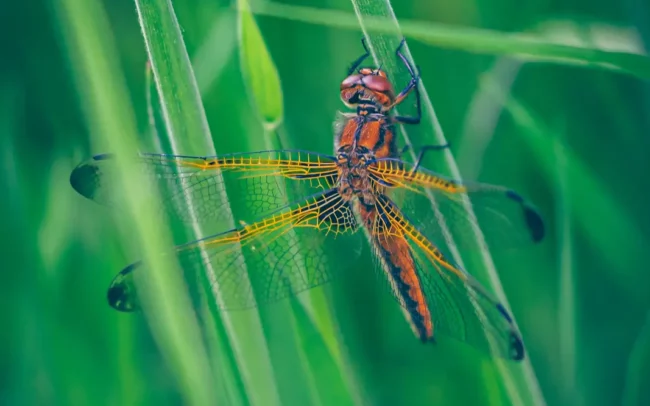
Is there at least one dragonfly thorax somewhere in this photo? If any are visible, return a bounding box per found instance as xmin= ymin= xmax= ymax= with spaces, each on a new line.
xmin=336 ymin=150 xmax=377 ymax=205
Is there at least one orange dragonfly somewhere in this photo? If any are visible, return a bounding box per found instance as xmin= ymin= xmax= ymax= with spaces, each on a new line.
xmin=70 ymin=39 xmax=543 ymax=361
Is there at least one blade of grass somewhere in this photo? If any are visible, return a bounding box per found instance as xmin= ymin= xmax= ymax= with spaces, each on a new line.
xmin=144 ymin=35 xmax=251 ymax=406
xmin=237 ymin=2 xmax=314 ymax=404
xmin=239 ymin=0 xmax=283 ymax=131
xmin=237 ymin=1 xmax=360 ymax=403
xmin=54 ymin=0 xmax=216 ymax=403
xmin=622 ymin=311 xmax=650 ymax=406
xmin=249 ymin=2 xmax=650 ymax=80
xmin=554 ymin=128 xmax=579 ymax=406
xmin=135 ymin=0 xmax=280 ymax=404
xmin=456 ymin=58 xmax=522 ymax=178
xmin=348 ymin=1 xmax=545 ymax=405
xmin=457 ymin=18 xmax=647 ymax=178
xmin=192 ymin=11 xmax=237 ymax=95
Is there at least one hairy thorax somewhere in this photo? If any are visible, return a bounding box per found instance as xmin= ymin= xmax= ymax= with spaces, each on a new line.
xmin=337 ymin=159 xmax=376 ymax=205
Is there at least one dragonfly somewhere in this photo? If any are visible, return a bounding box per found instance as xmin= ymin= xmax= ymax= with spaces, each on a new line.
xmin=70 ymin=38 xmax=544 ymax=361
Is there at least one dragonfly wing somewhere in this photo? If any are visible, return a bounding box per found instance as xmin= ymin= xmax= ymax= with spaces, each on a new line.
xmin=108 ymin=188 xmax=362 ymax=311
xmin=366 ymin=194 xmax=524 ymax=360
xmin=70 ymin=150 xmax=339 ymax=230
xmin=369 ymin=158 xmax=544 ymax=253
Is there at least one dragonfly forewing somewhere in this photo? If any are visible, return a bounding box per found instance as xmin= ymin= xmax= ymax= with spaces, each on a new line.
xmin=369 ymin=158 xmax=544 ymax=255
xmin=70 ymin=150 xmax=339 ymax=233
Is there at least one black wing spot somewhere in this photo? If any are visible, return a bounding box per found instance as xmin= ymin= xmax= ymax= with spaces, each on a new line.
xmin=496 ymin=303 xmax=513 ymax=323
xmin=107 ymin=262 xmax=141 ymax=312
xmin=70 ymin=164 xmax=100 ymax=200
xmin=524 ymin=206 xmax=545 ymax=243
xmin=92 ymin=153 xmax=115 ymax=161
xmin=509 ymin=332 xmax=525 ymax=361
xmin=495 ymin=302 xmax=525 ymax=361
xmin=505 ymin=189 xmax=524 ymax=203
xmin=505 ymin=190 xmax=545 ymax=243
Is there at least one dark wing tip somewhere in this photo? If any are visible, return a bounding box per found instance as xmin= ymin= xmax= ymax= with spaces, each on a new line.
xmin=496 ymin=303 xmax=526 ymax=361
xmin=92 ymin=153 xmax=116 ymax=161
xmin=496 ymin=303 xmax=513 ymax=323
xmin=107 ymin=262 xmax=141 ymax=312
xmin=509 ymin=331 xmax=525 ymax=361
xmin=505 ymin=190 xmax=545 ymax=243
xmin=70 ymin=163 xmax=100 ymax=200
xmin=523 ymin=205 xmax=545 ymax=243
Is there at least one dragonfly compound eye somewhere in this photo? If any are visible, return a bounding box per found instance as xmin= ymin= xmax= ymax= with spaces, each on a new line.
xmin=340 ymin=73 xmax=364 ymax=91
xmin=361 ymin=74 xmax=394 ymax=96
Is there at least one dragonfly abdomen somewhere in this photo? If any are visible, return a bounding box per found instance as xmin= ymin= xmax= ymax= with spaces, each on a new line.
xmin=359 ymin=204 xmax=434 ymax=341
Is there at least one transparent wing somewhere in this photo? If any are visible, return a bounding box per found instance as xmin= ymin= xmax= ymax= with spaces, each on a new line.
xmin=70 ymin=150 xmax=339 ymax=230
xmin=368 ymin=158 xmax=544 ymax=254
xmin=366 ymin=194 xmax=524 ymax=360
xmin=107 ymin=188 xmax=362 ymax=312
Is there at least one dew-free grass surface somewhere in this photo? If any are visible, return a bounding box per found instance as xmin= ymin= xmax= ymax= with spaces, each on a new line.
xmin=3 ymin=0 xmax=650 ymax=405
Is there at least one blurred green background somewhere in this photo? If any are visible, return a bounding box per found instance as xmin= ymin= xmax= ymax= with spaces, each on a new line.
xmin=2 ymin=0 xmax=650 ymax=405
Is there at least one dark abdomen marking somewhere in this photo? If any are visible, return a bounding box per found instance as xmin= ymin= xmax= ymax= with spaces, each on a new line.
xmin=359 ymin=204 xmax=433 ymax=341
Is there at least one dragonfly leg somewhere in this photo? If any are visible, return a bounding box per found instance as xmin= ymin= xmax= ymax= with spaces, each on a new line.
xmin=347 ymin=37 xmax=371 ymax=75
xmin=392 ymin=39 xmax=422 ymax=125
xmin=410 ymin=143 xmax=451 ymax=174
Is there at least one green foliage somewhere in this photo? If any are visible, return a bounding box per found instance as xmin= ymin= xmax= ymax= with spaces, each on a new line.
xmin=3 ymin=0 xmax=650 ymax=405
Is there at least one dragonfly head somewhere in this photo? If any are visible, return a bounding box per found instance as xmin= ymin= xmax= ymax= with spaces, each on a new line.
xmin=340 ymin=67 xmax=395 ymax=113
xmin=336 ymin=148 xmax=376 ymax=201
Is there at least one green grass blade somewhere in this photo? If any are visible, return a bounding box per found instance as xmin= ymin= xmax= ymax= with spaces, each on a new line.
xmin=136 ymin=1 xmax=287 ymax=405
xmin=347 ymin=1 xmax=545 ymax=405
xmin=457 ymin=18 xmax=646 ymax=177
xmin=54 ymin=0 xmax=217 ymax=403
xmin=554 ymin=131 xmax=579 ymax=405
xmin=492 ymin=88 xmax=650 ymax=300
xmin=236 ymin=3 xmax=360 ymax=404
xmin=249 ymin=1 xmax=650 ymax=80
xmin=622 ymin=311 xmax=650 ymax=406
xmin=238 ymin=0 xmax=283 ymax=130
xmin=135 ymin=0 xmax=213 ymax=151
xmin=193 ymin=11 xmax=237 ymax=95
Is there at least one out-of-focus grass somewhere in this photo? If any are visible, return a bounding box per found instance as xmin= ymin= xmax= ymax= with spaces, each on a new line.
xmin=4 ymin=0 xmax=650 ymax=405
xmin=56 ymin=0 xmax=217 ymax=403
xmin=252 ymin=1 xmax=650 ymax=79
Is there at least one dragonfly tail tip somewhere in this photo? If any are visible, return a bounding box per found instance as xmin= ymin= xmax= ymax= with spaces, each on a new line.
xmin=524 ymin=206 xmax=545 ymax=243
xmin=505 ymin=190 xmax=545 ymax=243
xmin=107 ymin=261 xmax=141 ymax=312
xmin=509 ymin=332 xmax=525 ymax=361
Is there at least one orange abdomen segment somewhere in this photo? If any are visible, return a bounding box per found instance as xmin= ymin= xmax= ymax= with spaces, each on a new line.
xmin=359 ymin=205 xmax=433 ymax=341
xmin=375 ymin=234 xmax=433 ymax=342
xmin=358 ymin=120 xmax=395 ymax=159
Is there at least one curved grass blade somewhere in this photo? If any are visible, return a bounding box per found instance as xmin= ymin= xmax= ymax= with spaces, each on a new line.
xmin=493 ymin=86 xmax=650 ymax=300
xmin=622 ymin=311 xmax=650 ymax=406
xmin=136 ymin=0 xmax=280 ymax=404
xmin=193 ymin=11 xmax=237 ymax=96
xmin=238 ymin=0 xmax=283 ymax=131
xmin=554 ymin=134 xmax=579 ymax=405
xmin=346 ymin=0 xmax=545 ymax=405
xmin=457 ymin=19 xmax=647 ymax=178
xmin=237 ymin=2 xmax=360 ymax=403
xmin=249 ymin=1 xmax=650 ymax=80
